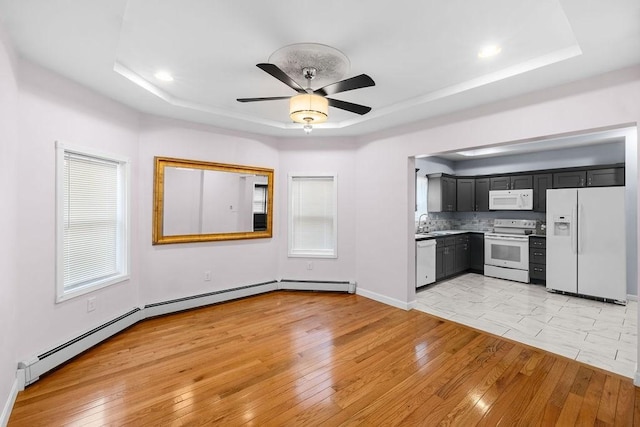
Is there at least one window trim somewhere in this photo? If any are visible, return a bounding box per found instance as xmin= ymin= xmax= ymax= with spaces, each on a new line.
xmin=287 ymin=173 xmax=338 ymax=259
xmin=55 ymin=141 xmax=131 ymax=302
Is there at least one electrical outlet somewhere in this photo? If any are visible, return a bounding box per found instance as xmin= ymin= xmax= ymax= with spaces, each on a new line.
xmin=204 ymin=271 xmax=212 ymax=281
xmin=307 ymin=261 xmax=313 ymax=270
xmin=87 ymin=297 xmax=96 ymax=312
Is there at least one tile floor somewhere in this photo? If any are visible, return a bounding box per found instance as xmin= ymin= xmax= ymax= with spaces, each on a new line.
xmin=415 ymin=273 xmax=637 ymax=379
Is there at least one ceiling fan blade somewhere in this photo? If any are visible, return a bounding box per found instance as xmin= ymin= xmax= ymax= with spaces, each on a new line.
xmin=314 ymin=74 xmax=375 ymax=97
xmin=256 ymin=63 xmax=307 ymax=93
xmin=327 ymin=98 xmax=372 ymax=115
xmin=237 ymin=96 xmax=291 ymax=103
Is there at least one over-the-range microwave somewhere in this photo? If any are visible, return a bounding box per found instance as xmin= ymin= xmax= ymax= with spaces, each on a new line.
xmin=489 ymin=189 xmax=533 ymax=210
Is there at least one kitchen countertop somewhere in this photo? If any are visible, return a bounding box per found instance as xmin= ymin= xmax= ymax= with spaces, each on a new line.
xmin=415 ymin=230 xmax=487 ymax=240
xmin=415 ymin=230 xmax=546 ymax=240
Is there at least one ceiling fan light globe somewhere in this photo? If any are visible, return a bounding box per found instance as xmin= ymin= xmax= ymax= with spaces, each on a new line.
xmin=290 ymin=94 xmax=328 ymax=124
xmin=303 ymin=124 xmax=313 ymax=134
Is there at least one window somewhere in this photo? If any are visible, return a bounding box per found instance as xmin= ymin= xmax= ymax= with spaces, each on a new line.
xmin=415 ymin=174 xmax=428 ymax=219
xmin=55 ymin=142 xmax=130 ymax=302
xmin=253 ymin=184 xmax=268 ymax=214
xmin=288 ymin=174 xmax=337 ymax=258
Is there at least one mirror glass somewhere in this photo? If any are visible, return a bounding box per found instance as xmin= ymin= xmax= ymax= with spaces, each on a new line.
xmin=153 ymin=157 xmax=274 ymax=244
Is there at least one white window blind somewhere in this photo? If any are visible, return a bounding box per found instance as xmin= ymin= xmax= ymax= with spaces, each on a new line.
xmin=56 ymin=143 xmax=129 ymax=301
xmin=253 ymin=184 xmax=267 ymax=214
xmin=288 ymin=175 xmax=337 ymax=258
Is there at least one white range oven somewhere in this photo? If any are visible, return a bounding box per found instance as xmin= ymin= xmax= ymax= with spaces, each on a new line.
xmin=484 ymin=219 xmax=536 ymax=283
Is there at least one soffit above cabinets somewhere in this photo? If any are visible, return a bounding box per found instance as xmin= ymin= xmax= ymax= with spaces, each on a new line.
xmin=429 ymin=128 xmax=629 ymax=161
xmin=0 ymin=0 xmax=638 ymax=137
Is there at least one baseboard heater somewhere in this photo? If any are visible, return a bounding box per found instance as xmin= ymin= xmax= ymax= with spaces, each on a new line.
xmin=278 ymin=279 xmax=356 ymax=293
xmin=144 ymin=281 xmax=278 ymax=318
xmin=17 ymin=279 xmax=353 ymax=387
xmin=18 ymin=308 xmax=143 ymax=386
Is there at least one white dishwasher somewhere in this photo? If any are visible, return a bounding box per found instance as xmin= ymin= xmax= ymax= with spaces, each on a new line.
xmin=416 ymin=239 xmax=437 ymax=287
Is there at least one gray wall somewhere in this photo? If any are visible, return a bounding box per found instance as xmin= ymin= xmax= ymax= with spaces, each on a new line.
xmin=415 ymin=156 xmax=455 ymax=175
xmin=452 ymin=142 xmax=625 ymax=176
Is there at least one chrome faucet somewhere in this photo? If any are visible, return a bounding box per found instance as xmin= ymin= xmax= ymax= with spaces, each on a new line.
xmin=417 ymin=214 xmax=429 ymax=233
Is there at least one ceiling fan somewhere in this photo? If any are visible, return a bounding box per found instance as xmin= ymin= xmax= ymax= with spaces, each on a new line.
xmin=237 ymin=63 xmax=375 ymax=133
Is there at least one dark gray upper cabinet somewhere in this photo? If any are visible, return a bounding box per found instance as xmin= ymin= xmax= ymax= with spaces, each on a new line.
xmin=510 ymin=175 xmax=533 ymax=189
xmin=587 ymin=168 xmax=624 ymax=187
xmin=489 ymin=176 xmax=510 ymax=190
xmin=533 ymin=173 xmax=552 ymax=212
xmin=428 ymin=164 xmax=623 ymax=213
xmin=553 ymin=170 xmax=586 ymax=188
xmin=427 ymin=174 xmax=457 ymax=212
xmin=456 ymin=178 xmax=475 ymax=212
xmin=490 ymin=175 xmax=532 ymax=190
xmin=475 ymin=178 xmax=490 ymax=211
xmin=443 ymin=176 xmax=457 ymax=212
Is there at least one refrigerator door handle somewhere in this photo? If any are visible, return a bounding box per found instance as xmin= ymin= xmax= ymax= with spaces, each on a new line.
xmin=571 ymin=206 xmax=578 ymax=254
xmin=578 ymin=204 xmax=584 ymax=254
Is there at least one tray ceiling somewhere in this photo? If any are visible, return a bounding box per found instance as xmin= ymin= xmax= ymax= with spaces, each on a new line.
xmin=0 ymin=0 xmax=638 ymax=137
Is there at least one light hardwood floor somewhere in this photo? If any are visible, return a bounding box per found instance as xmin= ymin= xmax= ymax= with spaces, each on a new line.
xmin=9 ymin=292 xmax=640 ymax=426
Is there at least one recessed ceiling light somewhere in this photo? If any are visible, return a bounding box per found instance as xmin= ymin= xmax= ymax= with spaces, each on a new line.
xmin=478 ymin=45 xmax=502 ymax=59
xmin=154 ymin=71 xmax=174 ymax=82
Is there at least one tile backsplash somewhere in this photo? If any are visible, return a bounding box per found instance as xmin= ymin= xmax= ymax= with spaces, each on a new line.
xmin=416 ymin=212 xmax=546 ymax=233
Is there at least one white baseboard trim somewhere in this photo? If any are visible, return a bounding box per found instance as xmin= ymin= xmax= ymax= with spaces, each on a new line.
xmin=407 ymin=300 xmax=417 ymax=310
xmin=635 ymin=369 xmax=640 ymax=386
xmin=1 ymin=377 xmax=20 ymax=427
xmin=627 ymin=294 xmax=638 ymax=302
xmin=356 ymin=288 xmax=413 ymax=311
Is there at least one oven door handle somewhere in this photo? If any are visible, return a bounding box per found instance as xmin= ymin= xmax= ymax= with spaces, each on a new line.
xmin=485 ymin=236 xmax=528 ymax=242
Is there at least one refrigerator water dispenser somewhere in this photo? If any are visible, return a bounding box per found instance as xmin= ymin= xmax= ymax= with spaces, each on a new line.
xmin=553 ymin=215 xmax=571 ymax=236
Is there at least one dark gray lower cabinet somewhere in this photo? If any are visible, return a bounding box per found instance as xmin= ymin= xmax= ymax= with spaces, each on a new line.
xmin=455 ymin=236 xmax=470 ymax=273
xmin=469 ymin=233 xmax=484 ymax=272
xmin=432 ymin=233 xmax=487 ymax=282
xmin=529 ymin=236 xmax=546 ymax=284
xmin=435 ymin=235 xmax=474 ymax=280
xmin=436 ymin=244 xmax=445 ymax=281
xmin=435 ymin=237 xmax=456 ymax=280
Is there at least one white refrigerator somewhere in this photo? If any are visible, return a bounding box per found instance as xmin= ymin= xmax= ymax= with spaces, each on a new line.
xmin=546 ymin=187 xmax=626 ymax=301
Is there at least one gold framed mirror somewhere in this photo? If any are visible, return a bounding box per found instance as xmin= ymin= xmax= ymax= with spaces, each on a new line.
xmin=153 ymin=156 xmax=274 ymax=244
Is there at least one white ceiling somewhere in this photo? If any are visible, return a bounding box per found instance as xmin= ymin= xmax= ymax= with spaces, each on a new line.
xmin=0 ymin=0 xmax=638 ymax=138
